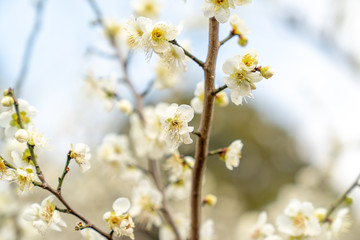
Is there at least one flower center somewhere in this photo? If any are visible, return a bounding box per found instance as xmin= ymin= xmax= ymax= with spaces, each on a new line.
xmin=152 ymin=28 xmax=165 ymax=41
xmin=293 ymin=213 xmax=306 ymax=229
xmin=242 ymin=53 xmax=257 ymax=67
xmin=41 ymin=203 xmax=55 ymax=221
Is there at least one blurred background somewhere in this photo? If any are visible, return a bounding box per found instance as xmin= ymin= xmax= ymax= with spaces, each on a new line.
xmin=1 ymin=0 xmax=360 ymax=239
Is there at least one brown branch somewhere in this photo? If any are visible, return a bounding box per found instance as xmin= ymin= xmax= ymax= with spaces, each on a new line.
xmin=212 ymin=84 xmax=227 ymax=96
xmin=148 ymin=159 xmax=183 ymax=240
xmin=190 ymin=17 xmax=220 ymax=240
xmin=322 ymin=172 xmax=360 ymax=223
xmin=6 ymin=91 xmax=113 ymax=239
xmin=37 ymin=183 xmax=112 ymax=239
xmin=11 ymin=94 xmax=46 ymax=184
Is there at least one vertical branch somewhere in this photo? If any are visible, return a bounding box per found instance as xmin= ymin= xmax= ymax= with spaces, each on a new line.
xmin=190 ymin=17 xmax=220 ymax=240
xmin=15 ymin=0 xmax=48 ymax=94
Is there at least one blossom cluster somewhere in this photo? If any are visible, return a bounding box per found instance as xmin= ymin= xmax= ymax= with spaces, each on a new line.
xmin=247 ymin=199 xmax=351 ymax=240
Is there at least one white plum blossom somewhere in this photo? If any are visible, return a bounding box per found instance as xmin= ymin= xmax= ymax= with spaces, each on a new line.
xmin=144 ymin=21 xmax=179 ymax=55
xmin=159 ymin=44 xmax=187 ymax=72
xmin=160 ymin=103 xmax=194 ymax=150
xmin=84 ymin=73 xmax=118 ymax=111
xmin=70 ymin=143 xmax=91 ymax=173
xmin=23 ymin=196 xmax=67 ymax=234
xmin=7 ymin=166 xmax=37 ymax=193
xmin=125 ymin=16 xmax=152 ymax=49
xmin=0 ymin=99 xmax=37 ymax=137
xmin=276 ymin=199 xmax=321 ymax=238
xmin=130 ymin=103 xmax=172 ymax=160
xmin=164 ymin=151 xmax=194 ymax=182
xmin=131 ymin=0 xmax=163 ymax=19
xmin=165 ymin=163 xmax=192 ymax=200
xmin=103 ymin=18 xmax=123 ymax=41
xmin=80 ymin=228 xmax=105 ymax=240
xmin=103 ymin=197 xmax=135 ymax=239
xmin=130 ymin=179 xmax=162 ymax=229
xmin=97 ymin=133 xmax=133 ymax=173
xmin=251 ymin=212 xmax=282 ymax=240
xmin=201 ymin=219 xmax=215 ymax=240
xmin=222 ymin=49 xmax=263 ymax=105
xmin=220 ymin=139 xmax=243 ymax=170
xmin=233 ymin=0 xmax=252 ymax=6
xmin=17 ymin=126 xmax=50 ymax=150
xmin=230 ymin=13 xmax=250 ymax=36
xmin=202 ymin=0 xmax=235 ymax=23
xmin=154 ymin=59 xmax=181 ymax=89
xmin=326 ymin=208 xmax=351 ymax=239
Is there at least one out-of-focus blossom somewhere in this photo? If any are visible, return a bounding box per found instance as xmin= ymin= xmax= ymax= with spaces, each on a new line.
xmin=125 ymin=16 xmax=152 ymax=49
xmin=230 ymin=14 xmax=250 ymax=36
xmin=130 ymin=179 xmax=162 ymax=230
xmin=97 ymin=133 xmax=133 ymax=172
xmin=276 ymin=199 xmax=321 ymax=238
xmin=131 ymin=0 xmax=163 ymax=19
xmin=23 ymin=196 xmax=67 ymax=234
xmin=0 ymin=99 xmax=37 ymax=137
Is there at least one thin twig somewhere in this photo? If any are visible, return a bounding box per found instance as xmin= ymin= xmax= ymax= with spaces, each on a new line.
xmin=191 ymin=131 xmax=201 ymax=138
xmin=148 ymin=159 xmax=182 ymax=240
xmin=322 ymin=172 xmax=360 ymax=223
xmin=141 ymin=79 xmax=154 ymax=97
xmin=57 ymin=151 xmax=72 ymax=192
xmin=87 ymin=47 xmax=117 ymax=59
xmin=38 ymin=182 xmax=113 ymax=239
xmin=191 ymin=17 xmax=220 ymax=240
xmin=11 ymin=94 xmax=46 ymax=183
xmin=220 ymin=32 xmax=235 ymax=46
xmin=8 ymin=91 xmax=113 ymax=240
xmin=212 ymin=84 xmax=227 ymax=96
xmin=15 ymin=0 xmax=48 ymax=94
xmin=169 ymin=40 xmax=205 ymax=68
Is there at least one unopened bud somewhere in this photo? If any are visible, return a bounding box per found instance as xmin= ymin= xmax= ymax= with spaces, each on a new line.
xmin=3 ymin=89 xmax=12 ymax=96
xmin=15 ymin=129 xmax=29 ymax=143
xmin=203 ymin=194 xmax=217 ymax=206
xmin=1 ymin=96 xmax=14 ymax=107
xmin=260 ymin=66 xmax=274 ymax=79
xmin=238 ymin=36 xmax=248 ymax=47
xmin=117 ymin=99 xmax=133 ymax=115
xmin=215 ymin=92 xmax=229 ymax=107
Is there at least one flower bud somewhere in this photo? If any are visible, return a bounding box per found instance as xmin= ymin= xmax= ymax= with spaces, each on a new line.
xmin=1 ymin=96 xmax=14 ymax=107
xmin=238 ymin=36 xmax=248 ymax=47
xmin=117 ymin=99 xmax=133 ymax=115
xmin=3 ymin=88 xmax=12 ymax=96
xmin=260 ymin=66 xmax=274 ymax=79
xmin=203 ymin=194 xmax=217 ymax=206
xmin=15 ymin=129 xmax=29 ymax=143
xmin=215 ymin=92 xmax=229 ymax=107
